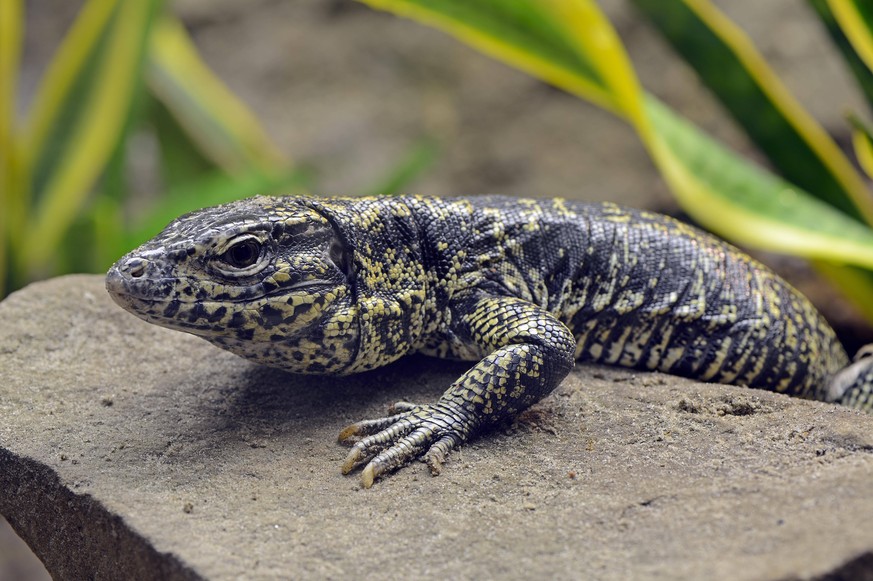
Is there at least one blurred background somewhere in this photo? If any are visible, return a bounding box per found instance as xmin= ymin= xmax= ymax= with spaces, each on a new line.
xmin=3 ymin=0 xmax=873 ymax=576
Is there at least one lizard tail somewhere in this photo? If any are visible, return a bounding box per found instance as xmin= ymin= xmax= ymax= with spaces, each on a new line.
xmin=825 ymin=345 xmax=873 ymax=410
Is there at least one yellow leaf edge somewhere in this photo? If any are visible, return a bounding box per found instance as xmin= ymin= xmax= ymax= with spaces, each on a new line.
xmin=21 ymin=0 xmax=117 ymax=167
xmin=147 ymin=14 xmax=287 ymax=173
xmin=828 ymin=0 xmax=873 ymax=76
xmin=681 ymin=0 xmax=873 ymax=226
xmin=357 ymin=0 xmax=626 ymax=118
xmin=25 ymin=0 xmax=153 ymax=267
xmin=0 ymin=0 xmax=23 ymax=294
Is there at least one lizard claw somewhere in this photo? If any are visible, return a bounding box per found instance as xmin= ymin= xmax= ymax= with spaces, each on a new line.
xmin=338 ymin=402 xmax=475 ymax=488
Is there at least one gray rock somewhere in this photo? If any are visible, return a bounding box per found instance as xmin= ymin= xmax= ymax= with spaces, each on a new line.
xmin=3 ymin=275 xmax=873 ymax=580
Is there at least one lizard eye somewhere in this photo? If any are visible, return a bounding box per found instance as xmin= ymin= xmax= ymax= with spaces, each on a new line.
xmin=220 ymin=238 xmax=262 ymax=269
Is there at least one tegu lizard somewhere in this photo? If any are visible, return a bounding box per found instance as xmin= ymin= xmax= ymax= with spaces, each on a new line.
xmin=105 ymin=195 xmax=873 ymax=487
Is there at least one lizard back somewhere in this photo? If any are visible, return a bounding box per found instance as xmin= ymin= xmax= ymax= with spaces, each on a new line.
xmin=404 ymin=196 xmax=848 ymax=400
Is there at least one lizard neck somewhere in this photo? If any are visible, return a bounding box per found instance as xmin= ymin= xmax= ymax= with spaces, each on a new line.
xmin=303 ymin=196 xmax=428 ymax=373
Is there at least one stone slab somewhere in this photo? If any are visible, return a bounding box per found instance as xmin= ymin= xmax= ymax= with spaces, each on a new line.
xmin=2 ymin=275 xmax=873 ymax=579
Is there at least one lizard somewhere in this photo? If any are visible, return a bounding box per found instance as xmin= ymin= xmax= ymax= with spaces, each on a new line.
xmin=105 ymin=195 xmax=873 ymax=487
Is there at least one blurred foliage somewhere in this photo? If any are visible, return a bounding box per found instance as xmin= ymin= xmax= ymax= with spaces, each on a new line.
xmin=0 ymin=0 xmax=303 ymax=297
xmin=358 ymin=0 xmax=873 ymax=323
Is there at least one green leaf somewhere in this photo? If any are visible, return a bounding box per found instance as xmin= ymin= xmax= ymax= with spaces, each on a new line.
xmin=645 ymin=95 xmax=873 ymax=269
xmin=56 ymin=196 xmax=123 ymax=275
xmin=849 ymin=113 xmax=873 ymax=179
xmin=145 ymin=15 xmax=287 ymax=174
xmin=0 ymin=0 xmax=21 ymax=172
xmin=148 ymin=92 xmax=216 ymax=188
xmin=630 ymin=0 xmax=873 ymax=225
xmin=88 ymin=196 xmax=126 ymax=272
xmin=361 ymin=137 xmax=440 ymax=196
xmin=814 ymin=262 xmax=873 ymax=324
xmin=808 ymin=0 xmax=873 ymax=112
xmin=0 ymin=0 xmax=23 ymax=296
xmin=101 ymin=66 xmax=155 ymax=205
xmin=828 ymin=0 xmax=873 ymax=75
xmin=21 ymin=0 xmax=161 ymax=270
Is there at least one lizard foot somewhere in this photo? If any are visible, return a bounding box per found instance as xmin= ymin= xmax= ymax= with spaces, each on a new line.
xmin=338 ymin=401 xmax=475 ymax=488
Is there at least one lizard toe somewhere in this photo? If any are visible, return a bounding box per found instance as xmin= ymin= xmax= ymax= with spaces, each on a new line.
xmin=388 ymin=400 xmax=420 ymax=413
xmin=340 ymin=417 xmax=416 ymax=474
xmin=424 ymin=433 xmax=461 ymax=476
xmin=337 ymin=410 xmax=413 ymax=444
xmin=360 ymin=426 xmax=435 ymax=488
xmin=341 ymin=402 xmax=477 ymax=487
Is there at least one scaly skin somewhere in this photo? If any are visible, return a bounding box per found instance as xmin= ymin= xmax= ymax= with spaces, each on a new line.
xmin=106 ymin=195 xmax=868 ymax=487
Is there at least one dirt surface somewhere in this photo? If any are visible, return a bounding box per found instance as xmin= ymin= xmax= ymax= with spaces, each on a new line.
xmin=3 ymin=275 xmax=873 ymax=579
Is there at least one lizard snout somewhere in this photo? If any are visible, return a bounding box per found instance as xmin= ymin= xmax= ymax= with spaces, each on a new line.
xmin=105 ymin=251 xmax=174 ymax=303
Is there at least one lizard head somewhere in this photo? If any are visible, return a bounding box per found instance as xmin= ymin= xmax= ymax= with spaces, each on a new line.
xmin=106 ymin=196 xmax=360 ymax=374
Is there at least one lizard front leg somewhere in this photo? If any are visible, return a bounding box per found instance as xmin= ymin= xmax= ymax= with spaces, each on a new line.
xmin=339 ymin=294 xmax=576 ymax=487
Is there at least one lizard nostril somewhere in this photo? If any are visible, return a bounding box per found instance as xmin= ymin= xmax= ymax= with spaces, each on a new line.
xmin=126 ymin=258 xmax=146 ymax=278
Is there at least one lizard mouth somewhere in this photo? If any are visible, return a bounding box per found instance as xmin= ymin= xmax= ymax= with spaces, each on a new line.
xmin=107 ymin=261 xmax=343 ymax=332
xmin=106 ymin=263 xmax=333 ymax=305
xmin=106 ymin=273 xmax=342 ymax=338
